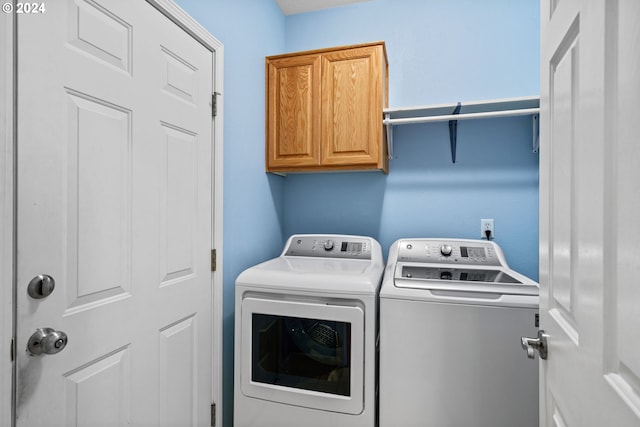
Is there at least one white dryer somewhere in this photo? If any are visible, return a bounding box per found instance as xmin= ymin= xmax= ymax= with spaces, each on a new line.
xmin=234 ymin=234 xmax=384 ymax=427
xmin=379 ymin=238 xmax=539 ymax=427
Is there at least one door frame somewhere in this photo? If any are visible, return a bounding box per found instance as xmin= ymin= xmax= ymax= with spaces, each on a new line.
xmin=0 ymin=9 xmax=15 ymax=427
xmin=0 ymin=2 xmax=225 ymax=426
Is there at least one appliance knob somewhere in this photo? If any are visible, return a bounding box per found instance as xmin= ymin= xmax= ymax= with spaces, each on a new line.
xmin=324 ymin=240 xmax=335 ymax=251
xmin=440 ymin=244 xmax=453 ymax=256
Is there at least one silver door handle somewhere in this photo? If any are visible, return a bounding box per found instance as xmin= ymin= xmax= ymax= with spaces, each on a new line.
xmin=27 ymin=274 xmax=55 ymax=299
xmin=521 ymin=330 xmax=548 ymax=360
xmin=27 ymin=328 xmax=68 ymax=356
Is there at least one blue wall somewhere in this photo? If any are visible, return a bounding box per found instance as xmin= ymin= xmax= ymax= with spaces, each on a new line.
xmin=285 ymin=0 xmax=540 ymax=106
xmin=283 ymin=117 xmax=540 ymax=279
xmin=282 ymin=0 xmax=540 ymax=277
xmin=175 ymin=1 xmax=539 ymax=427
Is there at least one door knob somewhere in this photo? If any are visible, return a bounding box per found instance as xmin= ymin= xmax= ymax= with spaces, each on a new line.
xmin=27 ymin=328 xmax=68 ymax=356
xmin=521 ymin=329 xmax=548 ymax=360
xmin=27 ymin=274 xmax=55 ymax=299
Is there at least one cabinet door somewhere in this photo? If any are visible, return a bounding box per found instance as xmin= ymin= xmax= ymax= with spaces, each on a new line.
xmin=266 ymin=54 xmax=321 ymax=169
xmin=321 ymin=45 xmax=386 ymax=169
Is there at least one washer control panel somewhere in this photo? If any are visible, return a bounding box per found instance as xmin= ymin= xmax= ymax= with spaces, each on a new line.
xmin=397 ymin=239 xmax=502 ymax=266
xmin=284 ymin=235 xmax=372 ymax=260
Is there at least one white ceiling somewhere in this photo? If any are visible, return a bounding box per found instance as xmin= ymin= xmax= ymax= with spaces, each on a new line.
xmin=275 ymin=0 xmax=371 ymax=16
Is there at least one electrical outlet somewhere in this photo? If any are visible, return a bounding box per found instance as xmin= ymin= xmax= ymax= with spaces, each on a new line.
xmin=481 ymin=219 xmax=494 ymax=239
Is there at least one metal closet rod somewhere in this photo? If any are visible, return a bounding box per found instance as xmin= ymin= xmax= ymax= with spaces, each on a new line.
xmin=382 ymin=107 xmax=540 ymax=125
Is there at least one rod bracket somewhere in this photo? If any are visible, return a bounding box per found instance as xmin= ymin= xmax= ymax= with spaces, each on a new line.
xmin=384 ymin=112 xmax=394 ymax=159
xmin=448 ymin=102 xmax=462 ymax=163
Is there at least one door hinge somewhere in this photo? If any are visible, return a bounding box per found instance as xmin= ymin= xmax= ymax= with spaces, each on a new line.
xmin=212 ymin=92 xmax=220 ymax=117
xmin=211 ymin=249 xmax=217 ymax=272
xmin=211 ymin=402 xmax=216 ymax=427
xmin=10 ymin=337 xmax=15 ymax=362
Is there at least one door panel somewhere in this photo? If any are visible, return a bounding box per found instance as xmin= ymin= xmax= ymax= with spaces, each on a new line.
xmin=321 ymin=46 xmax=383 ymax=166
xmin=65 ymin=90 xmax=133 ymax=311
xmin=159 ymin=123 xmax=197 ymax=285
xmin=540 ymin=0 xmax=640 ymax=425
xmin=15 ymin=1 xmax=213 ymax=425
xmin=67 ymin=0 xmax=132 ymax=73
xmin=266 ymin=54 xmax=322 ymax=168
xmin=603 ymin=0 xmax=640 ymax=415
xmin=548 ymin=15 xmax=579 ymax=344
xmin=159 ymin=316 xmax=198 ymax=427
xmin=63 ymin=347 xmax=131 ymax=427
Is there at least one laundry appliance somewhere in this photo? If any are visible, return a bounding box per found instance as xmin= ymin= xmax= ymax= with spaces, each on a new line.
xmin=379 ymin=238 xmax=539 ymax=427
xmin=234 ymin=234 xmax=384 ymax=427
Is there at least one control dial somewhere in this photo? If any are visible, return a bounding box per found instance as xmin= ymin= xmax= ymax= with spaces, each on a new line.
xmin=440 ymin=244 xmax=453 ymax=257
xmin=323 ymin=240 xmax=335 ymax=251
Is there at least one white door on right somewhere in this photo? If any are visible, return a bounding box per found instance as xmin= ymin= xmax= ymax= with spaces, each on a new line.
xmin=539 ymin=0 xmax=640 ymax=425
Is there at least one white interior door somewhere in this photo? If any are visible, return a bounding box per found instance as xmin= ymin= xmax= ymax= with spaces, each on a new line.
xmin=15 ymin=1 xmax=215 ymax=425
xmin=539 ymin=0 xmax=640 ymax=425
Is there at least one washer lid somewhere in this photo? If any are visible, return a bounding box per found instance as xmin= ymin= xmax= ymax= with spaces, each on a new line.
xmin=381 ymin=238 xmax=539 ymax=298
xmin=393 ymin=262 xmax=539 ymax=296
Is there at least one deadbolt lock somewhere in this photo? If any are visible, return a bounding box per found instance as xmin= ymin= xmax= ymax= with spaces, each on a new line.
xmin=27 ymin=274 xmax=55 ymax=299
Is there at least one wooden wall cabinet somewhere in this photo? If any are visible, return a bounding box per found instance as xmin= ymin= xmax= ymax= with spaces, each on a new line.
xmin=266 ymin=42 xmax=389 ymax=173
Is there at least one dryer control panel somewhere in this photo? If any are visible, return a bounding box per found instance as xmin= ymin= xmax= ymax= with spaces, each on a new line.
xmin=284 ymin=235 xmax=372 ymax=260
xmin=396 ymin=239 xmax=503 ymax=266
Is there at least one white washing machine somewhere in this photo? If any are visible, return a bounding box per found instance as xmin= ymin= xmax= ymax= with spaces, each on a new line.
xmin=379 ymin=238 xmax=539 ymax=427
xmin=234 ymin=234 xmax=384 ymax=427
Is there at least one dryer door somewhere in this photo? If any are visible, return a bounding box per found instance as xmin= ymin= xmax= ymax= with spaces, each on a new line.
xmin=240 ymin=297 xmax=364 ymax=414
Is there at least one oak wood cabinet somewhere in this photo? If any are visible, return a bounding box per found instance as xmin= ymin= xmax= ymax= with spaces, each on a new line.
xmin=266 ymin=42 xmax=388 ymax=173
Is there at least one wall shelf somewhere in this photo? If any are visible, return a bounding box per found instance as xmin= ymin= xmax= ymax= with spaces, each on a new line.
xmin=383 ymin=96 xmax=540 ymax=163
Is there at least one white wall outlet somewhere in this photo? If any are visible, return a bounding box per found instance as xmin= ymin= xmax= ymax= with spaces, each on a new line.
xmin=481 ymin=219 xmax=494 ymax=239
